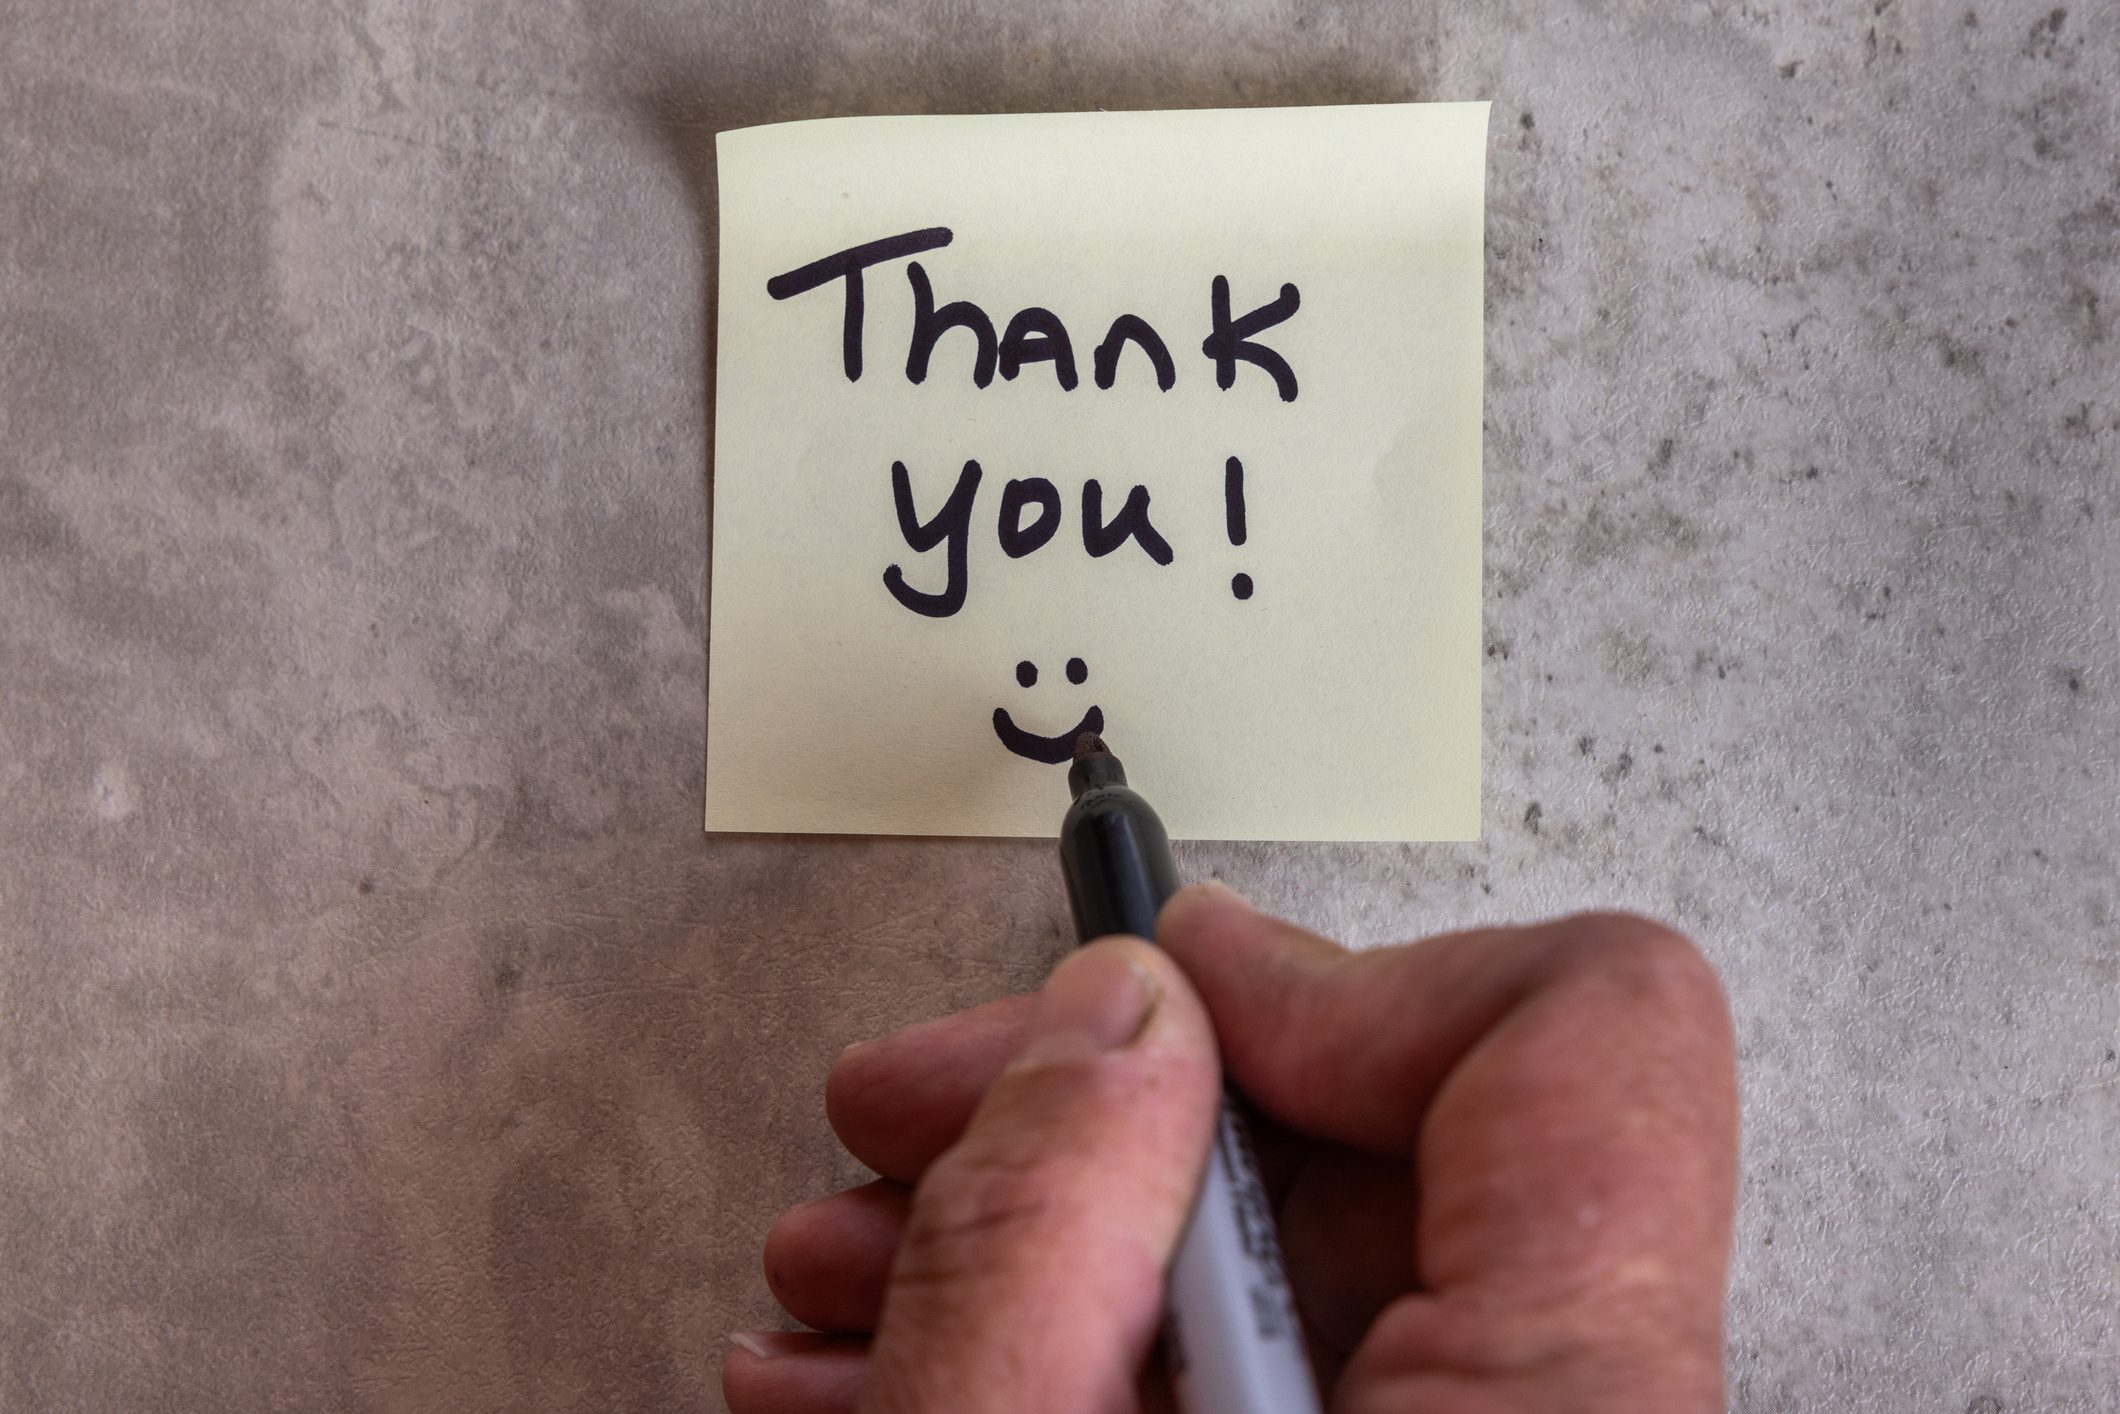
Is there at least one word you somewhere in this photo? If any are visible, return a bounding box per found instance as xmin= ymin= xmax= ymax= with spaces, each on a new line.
xmin=766 ymin=227 xmax=1296 ymax=617
xmin=879 ymin=455 xmax=1254 ymax=619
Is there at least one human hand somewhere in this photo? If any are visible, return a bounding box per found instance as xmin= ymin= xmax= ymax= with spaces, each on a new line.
xmin=725 ymin=885 xmax=1737 ymax=1413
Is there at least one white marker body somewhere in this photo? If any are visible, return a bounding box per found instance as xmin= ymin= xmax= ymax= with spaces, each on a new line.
xmin=1166 ymin=1097 xmax=1323 ymax=1414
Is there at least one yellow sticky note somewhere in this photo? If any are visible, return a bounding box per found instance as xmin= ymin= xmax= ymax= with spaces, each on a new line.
xmin=707 ymin=103 xmax=1487 ymax=840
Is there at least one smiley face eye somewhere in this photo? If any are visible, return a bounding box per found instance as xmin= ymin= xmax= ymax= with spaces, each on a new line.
xmin=1066 ymin=657 xmax=1088 ymax=685
xmin=1016 ymin=660 xmax=1038 ymax=688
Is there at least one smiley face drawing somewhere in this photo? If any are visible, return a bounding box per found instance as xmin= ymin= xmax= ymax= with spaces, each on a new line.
xmin=992 ymin=656 xmax=1104 ymax=764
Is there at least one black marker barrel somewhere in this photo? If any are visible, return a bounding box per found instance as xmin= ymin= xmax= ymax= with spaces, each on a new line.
xmin=1061 ymin=743 xmax=1177 ymax=940
xmin=1057 ymin=736 xmax=1323 ymax=1414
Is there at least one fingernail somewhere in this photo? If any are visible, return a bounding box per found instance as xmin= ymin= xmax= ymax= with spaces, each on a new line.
xmin=728 ymin=1330 xmax=809 ymax=1360
xmin=837 ymin=1037 xmax=876 ymax=1063
xmin=1014 ymin=944 xmax=1159 ymax=1067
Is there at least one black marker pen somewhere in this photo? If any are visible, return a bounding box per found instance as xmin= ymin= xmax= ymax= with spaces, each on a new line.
xmin=1059 ymin=733 xmax=1323 ymax=1414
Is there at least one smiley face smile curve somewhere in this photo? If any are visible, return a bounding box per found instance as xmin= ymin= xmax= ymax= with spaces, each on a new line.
xmin=992 ymin=704 xmax=1106 ymax=764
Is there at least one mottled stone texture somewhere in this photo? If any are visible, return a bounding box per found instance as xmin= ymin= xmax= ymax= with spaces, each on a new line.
xmin=1 ymin=0 xmax=2114 ymax=1409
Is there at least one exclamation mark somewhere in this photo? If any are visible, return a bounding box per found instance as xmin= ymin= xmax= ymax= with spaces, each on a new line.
xmin=1225 ymin=455 xmax=1253 ymax=600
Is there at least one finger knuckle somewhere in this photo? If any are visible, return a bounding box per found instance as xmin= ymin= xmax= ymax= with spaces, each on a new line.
xmin=1564 ymin=912 xmax=1726 ymax=1011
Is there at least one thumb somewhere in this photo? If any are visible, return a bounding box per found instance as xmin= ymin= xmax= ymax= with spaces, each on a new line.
xmin=861 ymin=938 xmax=1221 ymax=1414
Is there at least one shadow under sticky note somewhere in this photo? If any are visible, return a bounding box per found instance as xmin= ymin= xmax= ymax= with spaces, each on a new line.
xmin=706 ymin=103 xmax=1488 ymax=841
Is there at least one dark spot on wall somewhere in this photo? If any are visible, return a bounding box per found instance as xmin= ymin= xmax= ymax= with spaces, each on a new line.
xmin=1523 ymin=801 xmax=1543 ymax=834
xmin=357 ymin=876 xmax=375 ymax=895
xmin=1935 ymin=333 xmax=1983 ymax=371
xmin=2022 ymin=8 xmax=2069 ymax=60
xmin=495 ymin=958 xmax=523 ymax=991
xmin=1653 ymin=437 xmax=1675 ymax=469
xmin=1805 ymin=465 xmax=1821 ymax=480
xmin=1519 ymin=110 xmax=1535 ymax=130
xmin=2063 ymin=284 xmax=2104 ymax=345
xmin=0 ymin=474 xmax=84 ymax=561
xmin=1779 ymin=60 xmax=1800 ymax=78
xmin=1598 ymin=749 xmax=1636 ymax=787
xmin=1966 ymin=1396 xmax=2005 ymax=1414
xmin=1577 ymin=734 xmax=1595 ymax=756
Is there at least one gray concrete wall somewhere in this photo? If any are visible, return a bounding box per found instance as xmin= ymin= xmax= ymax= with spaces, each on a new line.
xmin=2 ymin=1 xmax=2113 ymax=1409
